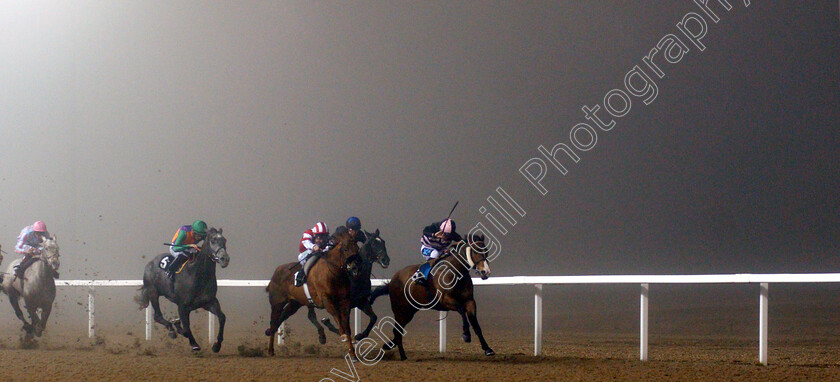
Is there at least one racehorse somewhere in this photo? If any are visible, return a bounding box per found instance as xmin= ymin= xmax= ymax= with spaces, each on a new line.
xmin=314 ymin=229 xmax=389 ymax=342
xmin=369 ymin=234 xmax=494 ymax=360
xmin=1 ymin=236 xmax=60 ymax=338
xmin=265 ymin=231 xmax=360 ymax=358
xmin=135 ymin=227 xmax=229 ymax=352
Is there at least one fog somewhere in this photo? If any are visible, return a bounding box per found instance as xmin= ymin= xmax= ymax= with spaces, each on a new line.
xmin=0 ymin=1 xmax=838 ymax=336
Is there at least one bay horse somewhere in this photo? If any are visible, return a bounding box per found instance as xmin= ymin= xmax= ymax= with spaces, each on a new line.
xmin=265 ymin=231 xmax=359 ymax=358
xmin=135 ymin=227 xmax=230 ymax=352
xmin=369 ymin=234 xmax=494 ymax=360
xmin=315 ymin=229 xmax=390 ymax=342
xmin=2 ymin=236 xmax=60 ymax=338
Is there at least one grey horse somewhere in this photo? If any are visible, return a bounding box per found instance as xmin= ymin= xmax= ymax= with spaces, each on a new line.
xmin=135 ymin=227 xmax=230 ymax=352
xmin=2 ymin=236 xmax=60 ymax=338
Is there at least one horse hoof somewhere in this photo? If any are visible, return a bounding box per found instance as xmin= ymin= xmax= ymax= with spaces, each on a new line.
xmin=191 ymin=345 xmax=201 ymax=352
xmin=168 ymin=330 xmax=177 ymax=339
xmin=354 ymin=333 xmax=366 ymax=342
xmin=320 ymin=318 xmax=329 ymax=324
xmin=399 ymin=355 xmax=407 ymax=361
xmin=268 ymin=350 xmax=275 ymax=357
xmin=462 ymin=334 xmax=471 ymax=343
xmin=382 ymin=342 xmax=395 ymax=351
xmin=318 ymin=335 xmax=326 ymax=345
xmin=212 ymin=342 xmax=221 ymax=353
xmin=485 ymin=348 xmax=495 ymax=356
xmin=264 ymin=328 xmax=273 ymax=337
xmin=349 ymin=355 xmax=359 ymax=363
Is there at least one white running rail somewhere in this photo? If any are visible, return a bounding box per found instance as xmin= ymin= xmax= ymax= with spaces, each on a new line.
xmin=56 ymin=273 xmax=840 ymax=365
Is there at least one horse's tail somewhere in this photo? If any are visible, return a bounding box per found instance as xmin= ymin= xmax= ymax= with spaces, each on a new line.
xmin=369 ymin=282 xmax=390 ymax=304
xmin=134 ymin=278 xmax=152 ymax=309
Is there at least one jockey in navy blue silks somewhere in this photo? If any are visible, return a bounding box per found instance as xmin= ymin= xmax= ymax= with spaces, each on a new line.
xmin=412 ymin=219 xmax=461 ymax=285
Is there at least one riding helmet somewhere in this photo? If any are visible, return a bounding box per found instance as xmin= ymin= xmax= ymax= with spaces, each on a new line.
xmin=346 ymin=217 xmax=361 ymax=230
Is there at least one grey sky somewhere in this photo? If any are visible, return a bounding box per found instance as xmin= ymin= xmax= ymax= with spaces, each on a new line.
xmin=0 ymin=0 xmax=838 ymax=289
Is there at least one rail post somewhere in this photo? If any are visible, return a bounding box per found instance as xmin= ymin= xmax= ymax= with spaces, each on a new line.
xmin=439 ymin=310 xmax=447 ymax=353
xmin=278 ymin=322 xmax=285 ymax=345
xmin=759 ymin=282 xmax=768 ymax=365
xmin=145 ymin=306 xmax=152 ymax=340
xmin=88 ymin=286 xmax=95 ymax=338
xmin=354 ymin=308 xmax=362 ymax=336
xmin=535 ymin=283 xmax=543 ymax=356
xmin=208 ymin=311 xmax=215 ymax=345
xmin=640 ymin=283 xmax=649 ymax=361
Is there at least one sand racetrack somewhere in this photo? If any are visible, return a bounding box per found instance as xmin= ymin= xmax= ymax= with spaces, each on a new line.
xmin=1 ymin=331 xmax=839 ymax=382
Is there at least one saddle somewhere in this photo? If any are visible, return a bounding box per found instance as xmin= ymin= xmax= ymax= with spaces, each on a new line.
xmin=159 ymin=252 xmax=196 ymax=274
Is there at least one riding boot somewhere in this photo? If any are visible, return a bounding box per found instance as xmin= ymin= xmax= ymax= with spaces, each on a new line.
xmin=411 ymin=269 xmax=427 ymax=286
xmin=15 ymin=256 xmax=37 ymax=280
xmin=294 ymin=270 xmax=306 ymax=287
xmin=167 ymin=255 xmax=188 ymax=280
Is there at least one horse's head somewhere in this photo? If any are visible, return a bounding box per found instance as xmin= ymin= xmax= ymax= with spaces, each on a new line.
xmin=204 ymin=228 xmax=229 ymax=268
xmin=40 ymin=235 xmax=61 ymax=271
xmin=463 ymin=234 xmax=491 ymax=280
xmin=360 ymin=229 xmax=389 ymax=269
xmin=344 ymin=254 xmax=363 ymax=279
xmin=330 ymin=230 xmax=359 ymax=262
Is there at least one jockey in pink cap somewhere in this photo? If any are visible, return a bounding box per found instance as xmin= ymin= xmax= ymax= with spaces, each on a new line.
xmin=14 ymin=221 xmax=57 ymax=279
xmin=413 ymin=218 xmax=461 ymax=285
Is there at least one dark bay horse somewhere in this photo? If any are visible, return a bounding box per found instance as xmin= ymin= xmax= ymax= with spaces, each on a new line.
xmin=315 ymin=229 xmax=389 ymax=342
xmin=370 ymin=234 xmax=494 ymax=360
xmin=135 ymin=227 xmax=230 ymax=352
xmin=2 ymin=236 xmax=60 ymax=338
xmin=265 ymin=231 xmax=359 ymax=358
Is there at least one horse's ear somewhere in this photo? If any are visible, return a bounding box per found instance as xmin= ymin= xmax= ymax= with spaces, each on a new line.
xmin=374 ymin=228 xmax=380 ymax=236
xmin=52 ymin=234 xmax=57 ymax=241
xmin=219 ymin=227 xmax=223 ymax=234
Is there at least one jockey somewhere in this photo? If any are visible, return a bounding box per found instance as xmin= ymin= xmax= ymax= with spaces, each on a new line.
xmin=295 ymin=222 xmax=330 ymax=286
xmin=14 ymin=221 xmax=57 ymax=279
xmin=344 ymin=216 xmax=366 ymax=243
xmin=412 ymin=218 xmax=461 ymax=286
xmin=167 ymin=220 xmax=207 ymax=280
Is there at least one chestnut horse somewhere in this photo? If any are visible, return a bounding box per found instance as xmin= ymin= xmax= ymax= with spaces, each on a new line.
xmin=265 ymin=231 xmax=360 ymax=358
xmin=370 ymin=234 xmax=494 ymax=360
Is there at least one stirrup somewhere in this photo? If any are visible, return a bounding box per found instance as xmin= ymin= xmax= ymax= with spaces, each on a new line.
xmin=412 ymin=270 xmax=427 ymax=286
xmin=294 ymin=271 xmax=305 ymax=287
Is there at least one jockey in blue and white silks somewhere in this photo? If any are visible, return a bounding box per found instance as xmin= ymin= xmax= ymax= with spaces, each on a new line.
xmin=413 ymin=219 xmax=461 ymax=285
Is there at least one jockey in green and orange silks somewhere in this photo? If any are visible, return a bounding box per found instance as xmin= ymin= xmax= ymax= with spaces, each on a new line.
xmin=166 ymin=220 xmax=207 ymax=280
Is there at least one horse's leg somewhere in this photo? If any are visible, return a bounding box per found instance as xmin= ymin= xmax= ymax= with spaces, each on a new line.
xmin=393 ymin=311 xmax=415 ymax=361
xmin=27 ymin=306 xmax=41 ymax=337
xmin=326 ymin=304 xmax=356 ymax=361
xmin=307 ymin=307 xmax=327 ymax=344
xmin=36 ymin=303 xmax=53 ymax=337
xmin=384 ymin=309 xmax=415 ymax=361
xmin=267 ymin=301 xmax=301 ymax=356
xmin=150 ymin=294 xmax=177 ymax=338
xmin=354 ymin=303 xmax=377 ymax=341
xmin=177 ymin=304 xmax=201 ymax=351
xmin=464 ymin=299 xmax=494 ymax=356
xmin=320 ymin=316 xmax=340 ymax=336
xmin=7 ymin=292 xmax=33 ymax=333
xmin=457 ymin=307 xmax=471 ymax=343
xmin=203 ymin=298 xmax=225 ymax=353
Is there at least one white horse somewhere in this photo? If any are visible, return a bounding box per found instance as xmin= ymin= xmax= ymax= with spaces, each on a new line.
xmin=1 ymin=236 xmax=60 ymax=337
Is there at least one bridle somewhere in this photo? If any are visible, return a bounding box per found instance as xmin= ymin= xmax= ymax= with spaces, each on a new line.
xmin=451 ymin=239 xmax=490 ymax=270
